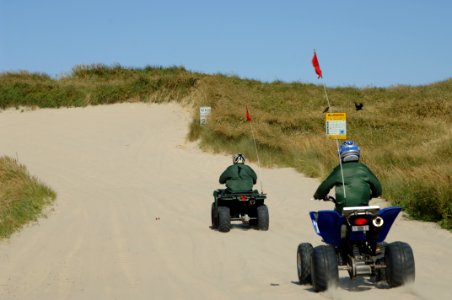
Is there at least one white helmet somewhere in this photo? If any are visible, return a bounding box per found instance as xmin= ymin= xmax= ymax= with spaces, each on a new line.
xmin=233 ymin=153 xmax=246 ymax=164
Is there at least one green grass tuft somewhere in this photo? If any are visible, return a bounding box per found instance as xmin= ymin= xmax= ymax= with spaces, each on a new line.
xmin=0 ymin=156 xmax=56 ymax=239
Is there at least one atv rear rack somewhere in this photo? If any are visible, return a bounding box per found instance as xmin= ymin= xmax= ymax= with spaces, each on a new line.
xmin=217 ymin=192 xmax=267 ymax=201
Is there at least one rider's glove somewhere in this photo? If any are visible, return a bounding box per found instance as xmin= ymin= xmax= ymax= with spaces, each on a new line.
xmin=323 ymin=195 xmax=336 ymax=202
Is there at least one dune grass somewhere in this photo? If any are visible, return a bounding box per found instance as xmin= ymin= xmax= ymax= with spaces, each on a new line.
xmin=0 ymin=65 xmax=451 ymax=230
xmin=188 ymin=75 xmax=452 ymax=230
xmin=0 ymin=156 xmax=56 ymax=239
xmin=0 ymin=65 xmax=199 ymax=109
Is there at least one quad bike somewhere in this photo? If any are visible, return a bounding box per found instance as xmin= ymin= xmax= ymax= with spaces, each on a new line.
xmin=297 ymin=196 xmax=415 ymax=292
xmin=211 ymin=189 xmax=268 ymax=232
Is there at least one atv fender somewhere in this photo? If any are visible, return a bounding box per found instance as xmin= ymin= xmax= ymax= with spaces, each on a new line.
xmin=376 ymin=207 xmax=401 ymax=243
xmin=309 ymin=210 xmax=344 ymax=246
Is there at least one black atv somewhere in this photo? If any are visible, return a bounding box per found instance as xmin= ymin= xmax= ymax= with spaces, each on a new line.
xmin=211 ymin=189 xmax=269 ymax=232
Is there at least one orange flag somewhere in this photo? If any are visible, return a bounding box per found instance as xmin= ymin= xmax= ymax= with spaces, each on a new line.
xmin=312 ymin=51 xmax=323 ymax=79
xmin=246 ymin=106 xmax=252 ymax=121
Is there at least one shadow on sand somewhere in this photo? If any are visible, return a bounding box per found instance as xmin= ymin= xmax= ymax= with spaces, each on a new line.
xmin=291 ymin=276 xmax=389 ymax=293
xmin=209 ymin=223 xmax=260 ymax=232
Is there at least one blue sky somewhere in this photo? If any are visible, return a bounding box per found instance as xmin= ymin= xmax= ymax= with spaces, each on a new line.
xmin=1 ymin=0 xmax=451 ymax=87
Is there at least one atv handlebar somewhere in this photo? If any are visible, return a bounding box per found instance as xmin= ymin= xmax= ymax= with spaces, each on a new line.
xmin=311 ymin=195 xmax=337 ymax=204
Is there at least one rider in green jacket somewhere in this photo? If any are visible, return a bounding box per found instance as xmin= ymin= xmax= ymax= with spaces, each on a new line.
xmin=313 ymin=141 xmax=382 ymax=213
xmin=219 ymin=153 xmax=257 ymax=193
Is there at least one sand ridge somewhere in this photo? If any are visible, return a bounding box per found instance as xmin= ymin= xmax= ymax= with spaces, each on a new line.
xmin=0 ymin=103 xmax=450 ymax=300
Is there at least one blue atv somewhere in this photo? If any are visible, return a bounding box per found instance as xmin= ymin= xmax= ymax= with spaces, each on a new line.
xmin=297 ymin=197 xmax=415 ymax=292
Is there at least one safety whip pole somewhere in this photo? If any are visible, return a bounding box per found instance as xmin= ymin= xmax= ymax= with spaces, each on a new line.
xmin=312 ymin=50 xmax=346 ymax=199
xmin=246 ymin=105 xmax=264 ymax=193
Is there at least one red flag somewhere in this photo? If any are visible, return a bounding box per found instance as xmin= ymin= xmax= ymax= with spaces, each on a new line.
xmin=312 ymin=51 xmax=323 ymax=79
xmin=245 ymin=106 xmax=252 ymax=121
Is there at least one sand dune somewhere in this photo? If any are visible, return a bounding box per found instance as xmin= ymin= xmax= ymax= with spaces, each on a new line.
xmin=0 ymin=103 xmax=450 ymax=300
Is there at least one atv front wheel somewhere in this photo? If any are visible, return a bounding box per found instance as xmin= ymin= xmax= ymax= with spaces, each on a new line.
xmin=311 ymin=245 xmax=338 ymax=292
xmin=385 ymin=241 xmax=415 ymax=287
xmin=297 ymin=243 xmax=313 ymax=284
xmin=217 ymin=206 xmax=231 ymax=232
xmin=256 ymin=204 xmax=269 ymax=231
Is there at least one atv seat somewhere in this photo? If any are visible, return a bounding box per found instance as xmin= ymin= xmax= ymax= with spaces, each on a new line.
xmin=342 ymin=206 xmax=380 ymax=216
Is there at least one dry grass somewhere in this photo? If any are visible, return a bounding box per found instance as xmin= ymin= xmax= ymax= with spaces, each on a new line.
xmin=192 ymin=76 xmax=452 ymax=229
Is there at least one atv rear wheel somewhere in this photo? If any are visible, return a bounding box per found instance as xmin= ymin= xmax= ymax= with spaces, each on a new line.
xmin=385 ymin=241 xmax=415 ymax=287
xmin=217 ymin=206 xmax=231 ymax=232
xmin=311 ymin=245 xmax=338 ymax=292
xmin=211 ymin=202 xmax=219 ymax=228
xmin=297 ymin=243 xmax=313 ymax=284
xmin=256 ymin=204 xmax=269 ymax=231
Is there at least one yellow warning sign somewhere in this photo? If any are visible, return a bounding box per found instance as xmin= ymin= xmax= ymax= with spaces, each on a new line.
xmin=325 ymin=112 xmax=347 ymax=139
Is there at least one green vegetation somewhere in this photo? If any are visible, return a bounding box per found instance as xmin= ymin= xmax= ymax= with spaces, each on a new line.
xmin=1 ymin=65 xmax=451 ymax=230
xmin=0 ymin=156 xmax=56 ymax=238
xmin=0 ymin=65 xmax=199 ymax=108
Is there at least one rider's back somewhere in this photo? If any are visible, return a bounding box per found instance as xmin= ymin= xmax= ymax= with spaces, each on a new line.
xmin=219 ymin=164 xmax=257 ymax=193
xmin=314 ymin=161 xmax=382 ymax=213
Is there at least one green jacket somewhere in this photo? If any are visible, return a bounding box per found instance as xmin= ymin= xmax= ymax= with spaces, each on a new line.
xmin=313 ymin=162 xmax=382 ymax=213
xmin=219 ymin=164 xmax=257 ymax=192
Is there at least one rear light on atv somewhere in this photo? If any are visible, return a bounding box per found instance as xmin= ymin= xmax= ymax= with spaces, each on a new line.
xmin=353 ymin=217 xmax=368 ymax=226
xmin=240 ymin=195 xmax=248 ymax=201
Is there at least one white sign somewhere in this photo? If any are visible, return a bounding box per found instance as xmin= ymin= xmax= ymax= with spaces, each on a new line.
xmin=200 ymin=106 xmax=211 ymax=125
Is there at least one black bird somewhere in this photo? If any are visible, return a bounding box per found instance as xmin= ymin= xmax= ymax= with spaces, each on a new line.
xmin=322 ymin=106 xmax=330 ymax=113
xmin=354 ymin=102 xmax=364 ymax=111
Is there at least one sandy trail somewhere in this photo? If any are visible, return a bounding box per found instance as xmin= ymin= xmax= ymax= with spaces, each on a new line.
xmin=0 ymin=103 xmax=450 ymax=300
